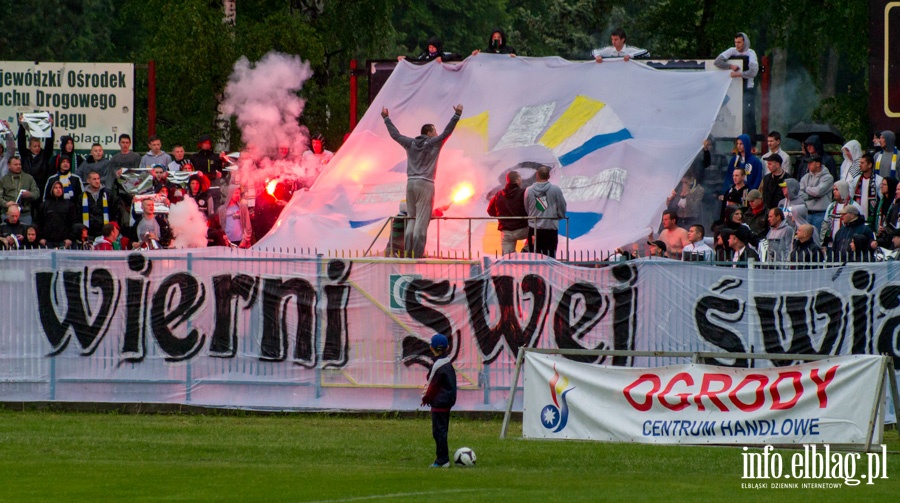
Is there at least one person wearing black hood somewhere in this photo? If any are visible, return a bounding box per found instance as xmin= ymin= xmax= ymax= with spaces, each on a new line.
xmin=714 ymin=33 xmax=758 ymax=138
xmin=37 ymin=180 xmax=77 ymax=249
xmin=398 ymin=36 xmax=461 ymax=63
xmin=875 ymin=131 xmax=898 ymax=179
xmin=487 ymin=170 xmax=528 ymax=254
xmin=16 ymin=115 xmax=54 ymax=197
xmin=472 ymin=29 xmax=516 ymax=56
xmin=50 ymin=136 xmax=79 ymax=175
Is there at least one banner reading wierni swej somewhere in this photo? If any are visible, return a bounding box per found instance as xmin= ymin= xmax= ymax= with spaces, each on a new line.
xmin=523 ymin=353 xmax=885 ymax=445
xmin=257 ymin=55 xmax=733 ymax=253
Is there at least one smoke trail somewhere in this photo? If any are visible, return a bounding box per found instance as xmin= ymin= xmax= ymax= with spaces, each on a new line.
xmin=168 ymin=197 xmax=209 ymax=248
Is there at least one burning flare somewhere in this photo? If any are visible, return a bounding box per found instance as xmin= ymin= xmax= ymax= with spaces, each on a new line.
xmin=266 ymin=179 xmax=279 ymax=197
xmin=451 ymin=183 xmax=474 ymax=204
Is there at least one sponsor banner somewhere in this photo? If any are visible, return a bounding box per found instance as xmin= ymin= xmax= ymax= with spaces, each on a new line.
xmin=0 ymin=61 xmax=134 ymax=152
xmin=523 ymin=353 xmax=883 ymax=445
xmin=0 ymin=251 xmax=899 ymax=412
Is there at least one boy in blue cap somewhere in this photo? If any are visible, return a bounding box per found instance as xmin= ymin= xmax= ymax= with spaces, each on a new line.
xmin=421 ymin=333 xmax=457 ymax=468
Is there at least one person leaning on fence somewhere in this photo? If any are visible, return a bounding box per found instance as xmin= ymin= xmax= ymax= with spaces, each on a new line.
xmin=743 ymin=189 xmax=769 ymax=240
xmin=724 ymin=226 xmax=759 ymax=266
xmin=487 ymin=170 xmax=528 ymax=254
xmin=874 ymin=177 xmax=900 ymax=248
xmin=765 ymin=208 xmax=792 ymax=261
xmin=821 ymin=180 xmax=858 ymax=250
xmin=831 ymin=205 xmax=874 ymax=261
xmin=681 ymin=225 xmax=713 ymax=261
xmin=789 ymin=224 xmax=823 ymax=264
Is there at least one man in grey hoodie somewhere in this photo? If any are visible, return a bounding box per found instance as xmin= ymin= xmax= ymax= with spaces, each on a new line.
xmin=525 ymin=165 xmax=567 ymax=257
xmin=714 ymin=32 xmax=758 ymax=138
xmin=382 ymin=104 xmax=463 ymax=258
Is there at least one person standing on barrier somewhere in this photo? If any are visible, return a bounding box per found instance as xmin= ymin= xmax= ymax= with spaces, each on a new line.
xmin=382 ymin=104 xmax=462 ymax=258
xmin=525 ymin=165 xmax=567 ymax=258
xmin=487 ymin=170 xmax=528 ymax=254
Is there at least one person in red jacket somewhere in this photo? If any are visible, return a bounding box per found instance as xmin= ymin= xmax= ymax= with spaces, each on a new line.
xmin=421 ymin=334 xmax=457 ymax=468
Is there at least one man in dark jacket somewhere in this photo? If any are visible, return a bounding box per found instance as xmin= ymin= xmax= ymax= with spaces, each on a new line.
xmin=758 ymin=153 xmax=791 ymax=210
xmin=725 ymin=226 xmax=760 ymax=265
xmin=796 ymin=135 xmax=837 ymax=181
xmin=832 ymin=205 xmax=874 ymax=260
xmin=487 ymin=170 xmax=528 ymax=254
xmin=421 ymin=334 xmax=456 ymax=468
xmin=790 ymin=224 xmax=824 ymax=263
xmin=190 ymin=134 xmax=223 ymax=180
xmin=382 ymin=104 xmax=462 ymax=258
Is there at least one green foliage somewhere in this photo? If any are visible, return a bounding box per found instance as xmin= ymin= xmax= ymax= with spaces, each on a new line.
xmin=392 ymin=0 xmax=512 ymax=57
xmin=509 ymin=0 xmax=609 ymax=58
xmin=814 ymin=85 xmax=869 ymax=143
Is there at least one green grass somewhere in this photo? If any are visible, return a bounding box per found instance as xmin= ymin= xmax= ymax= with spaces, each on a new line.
xmin=0 ymin=409 xmax=896 ymax=502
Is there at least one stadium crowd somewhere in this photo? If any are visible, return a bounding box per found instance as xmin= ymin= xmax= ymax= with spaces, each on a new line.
xmin=2 ymin=29 xmax=897 ymax=264
xmin=0 ymin=115 xmax=333 ymax=251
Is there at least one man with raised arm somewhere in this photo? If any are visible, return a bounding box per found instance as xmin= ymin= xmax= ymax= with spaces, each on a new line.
xmin=382 ymin=104 xmax=463 ymax=258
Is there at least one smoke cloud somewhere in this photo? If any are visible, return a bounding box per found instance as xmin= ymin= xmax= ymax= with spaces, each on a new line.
xmin=222 ymin=51 xmax=325 ymax=203
xmin=168 ymin=197 xmax=209 ymax=248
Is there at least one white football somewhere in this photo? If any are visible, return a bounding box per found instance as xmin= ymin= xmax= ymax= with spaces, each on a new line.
xmin=454 ymin=447 xmax=476 ymax=467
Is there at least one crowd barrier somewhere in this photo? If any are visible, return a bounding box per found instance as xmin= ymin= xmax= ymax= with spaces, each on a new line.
xmin=0 ymin=248 xmax=897 ymax=416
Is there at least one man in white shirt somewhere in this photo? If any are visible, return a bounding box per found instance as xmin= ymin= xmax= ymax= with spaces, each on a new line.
xmin=682 ymin=224 xmax=713 ymax=261
xmin=714 ymin=32 xmax=759 ymax=138
xmin=592 ymin=28 xmax=648 ymax=63
xmin=766 ymin=131 xmax=792 ymax=176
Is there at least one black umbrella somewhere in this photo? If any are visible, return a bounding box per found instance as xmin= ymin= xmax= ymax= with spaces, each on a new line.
xmin=786 ymin=121 xmax=845 ymax=145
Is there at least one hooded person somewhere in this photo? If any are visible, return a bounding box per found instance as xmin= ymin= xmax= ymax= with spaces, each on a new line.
xmin=722 ymin=134 xmax=763 ymax=193
xmin=876 ymin=131 xmax=898 ymax=178
xmin=43 ymin=157 xmax=83 ymax=203
xmin=186 ymin=172 xmax=215 ymax=217
xmin=190 ymin=134 xmax=224 ymax=181
xmin=473 ymin=29 xmax=516 ymax=56
xmin=714 ymin=33 xmax=758 ymax=138
xmin=401 ymin=36 xmax=461 ymax=63
xmin=37 ymin=180 xmax=77 ymax=248
xmin=50 ymin=135 xmax=79 ymax=175
xmin=822 ymin=180 xmax=860 ymax=248
xmin=839 ymin=139 xmax=863 ymax=181
xmin=795 ymin=135 xmax=837 ymax=181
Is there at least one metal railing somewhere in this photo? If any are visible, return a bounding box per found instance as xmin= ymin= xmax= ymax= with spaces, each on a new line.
xmin=364 ymin=215 xmax=570 ymax=260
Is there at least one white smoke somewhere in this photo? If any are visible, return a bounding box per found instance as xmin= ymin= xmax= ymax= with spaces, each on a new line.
xmin=168 ymin=197 xmax=209 ymax=248
xmin=221 ymin=51 xmax=321 ymax=203
xmin=223 ymin=51 xmax=313 ymax=154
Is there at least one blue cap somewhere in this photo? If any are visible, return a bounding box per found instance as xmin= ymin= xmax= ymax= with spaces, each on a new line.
xmin=430 ymin=334 xmax=449 ymax=350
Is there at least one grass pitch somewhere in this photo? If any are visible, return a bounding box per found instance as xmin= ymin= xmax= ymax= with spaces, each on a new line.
xmin=0 ymin=409 xmax=896 ymax=502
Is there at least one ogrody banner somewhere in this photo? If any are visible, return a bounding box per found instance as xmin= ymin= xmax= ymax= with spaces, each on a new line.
xmin=522 ymin=353 xmax=885 ymax=445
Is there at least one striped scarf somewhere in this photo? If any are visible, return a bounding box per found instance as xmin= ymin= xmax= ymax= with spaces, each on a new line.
xmin=853 ymin=175 xmax=879 ymax=227
xmin=82 ymin=190 xmax=109 ymax=229
xmin=59 ymin=173 xmax=74 ymax=200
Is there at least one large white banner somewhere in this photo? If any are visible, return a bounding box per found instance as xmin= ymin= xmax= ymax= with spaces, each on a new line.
xmin=0 ymin=251 xmax=899 ymax=413
xmin=523 ymin=353 xmax=884 ymax=445
xmin=0 ymin=61 xmax=134 ymax=151
xmin=257 ymin=55 xmax=732 ymax=253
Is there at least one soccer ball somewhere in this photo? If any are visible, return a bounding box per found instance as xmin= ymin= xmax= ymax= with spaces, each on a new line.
xmin=454 ymin=447 xmax=476 ymax=467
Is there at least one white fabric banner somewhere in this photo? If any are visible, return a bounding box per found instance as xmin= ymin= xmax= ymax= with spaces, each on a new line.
xmin=256 ymin=55 xmax=732 ymax=253
xmin=523 ymin=353 xmax=884 ymax=445
xmin=0 ymin=250 xmax=898 ymax=414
